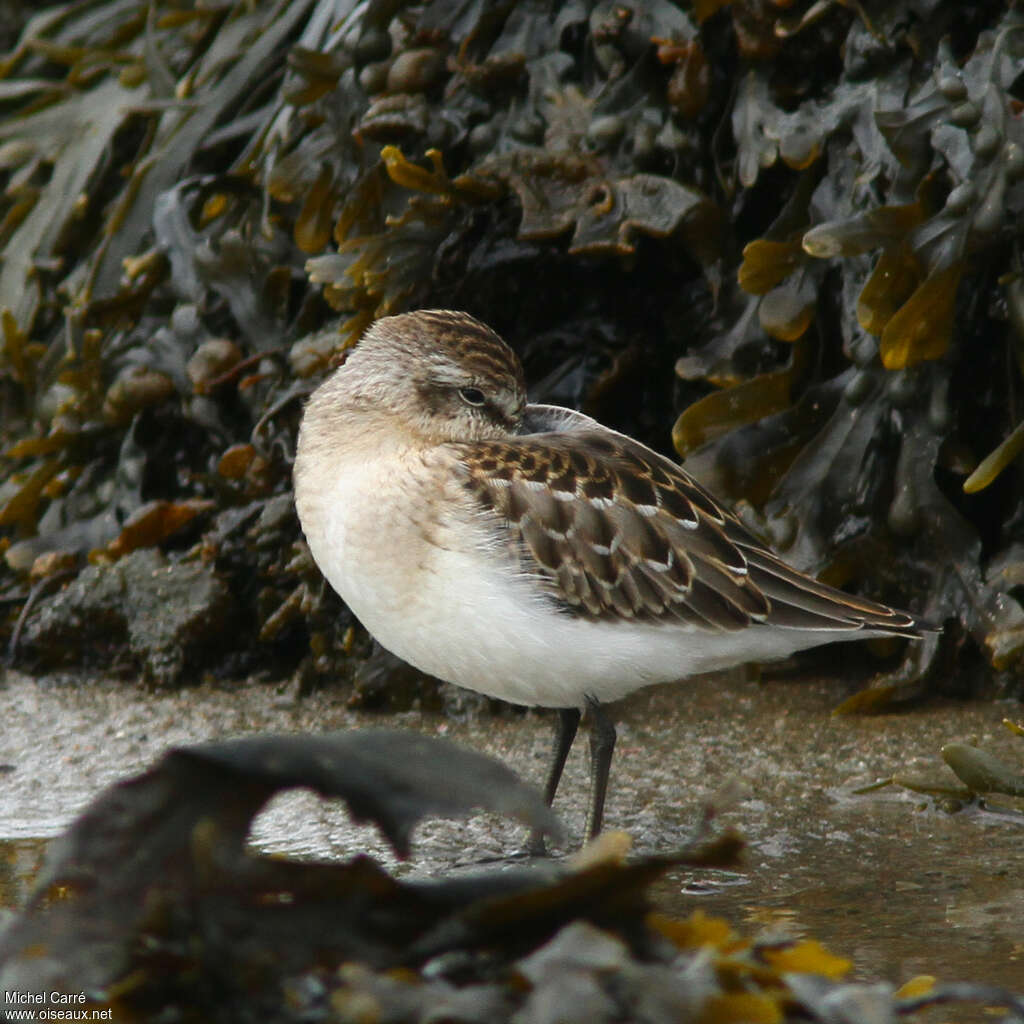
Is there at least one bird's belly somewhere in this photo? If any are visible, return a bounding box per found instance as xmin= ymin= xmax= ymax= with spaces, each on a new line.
xmin=313 ymin=521 xmax=711 ymax=707
xmin=301 ymin=463 xmax=858 ymax=710
xmin=303 ymin=469 xmax=674 ymax=706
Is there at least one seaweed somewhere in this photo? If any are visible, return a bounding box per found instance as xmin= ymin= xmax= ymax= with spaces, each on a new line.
xmin=2 ymin=729 xmax=1020 ymax=1022
xmin=0 ymin=0 xmax=1021 ymax=701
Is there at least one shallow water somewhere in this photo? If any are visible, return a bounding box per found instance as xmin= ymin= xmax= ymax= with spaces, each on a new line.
xmin=1 ymin=664 xmax=1021 ymax=1006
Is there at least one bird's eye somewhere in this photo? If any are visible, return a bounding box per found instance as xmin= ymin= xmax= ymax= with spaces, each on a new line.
xmin=459 ymin=386 xmax=486 ymax=407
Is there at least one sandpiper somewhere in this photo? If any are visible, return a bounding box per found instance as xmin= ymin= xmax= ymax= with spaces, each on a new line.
xmin=294 ymin=310 xmax=933 ymax=845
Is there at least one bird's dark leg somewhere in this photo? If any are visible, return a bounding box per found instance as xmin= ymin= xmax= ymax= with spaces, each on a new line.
xmin=544 ymin=706 xmax=581 ymax=805
xmin=584 ymin=697 xmax=616 ymax=842
xmin=528 ymin=706 xmax=580 ymax=855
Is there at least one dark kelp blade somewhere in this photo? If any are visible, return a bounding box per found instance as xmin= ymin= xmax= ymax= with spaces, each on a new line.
xmin=23 ymin=728 xmax=561 ymax=924
xmin=182 ymin=728 xmax=564 ymax=855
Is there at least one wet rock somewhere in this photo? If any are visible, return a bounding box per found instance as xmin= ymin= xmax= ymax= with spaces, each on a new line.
xmin=5 ymin=513 xmax=121 ymax=572
xmin=22 ymin=548 xmax=236 ymax=686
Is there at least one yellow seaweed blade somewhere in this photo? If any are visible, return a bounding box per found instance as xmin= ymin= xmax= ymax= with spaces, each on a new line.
xmin=649 ymin=909 xmax=737 ymax=951
xmin=832 ymin=683 xmax=898 ymax=715
xmin=856 ymin=243 xmax=920 ymax=336
xmin=878 ymin=262 xmax=962 ymax=370
xmin=0 ymin=459 xmax=61 ymax=532
xmin=762 ymin=940 xmax=852 ymax=979
xmin=758 ymin=278 xmax=815 ymax=341
xmin=699 ymin=992 xmax=782 ymax=1024
xmin=738 ymin=238 xmax=803 ymax=296
xmin=963 ymin=418 xmax=1024 ymax=493
xmin=294 ymin=163 xmax=335 ymax=254
xmin=895 ymin=975 xmax=937 ymax=998
xmin=672 ymin=370 xmax=791 ymax=457
xmin=380 ymin=145 xmax=451 ymax=194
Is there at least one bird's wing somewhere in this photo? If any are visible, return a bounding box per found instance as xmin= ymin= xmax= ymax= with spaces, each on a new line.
xmin=452 ymin=413 xmax=923 ymax=636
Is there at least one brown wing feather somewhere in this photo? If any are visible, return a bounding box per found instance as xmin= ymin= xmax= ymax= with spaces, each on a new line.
xmin=454 ymin=426 xmax=927 ymax=638
xmin=455 ymin=431 xmax=770 ymax=630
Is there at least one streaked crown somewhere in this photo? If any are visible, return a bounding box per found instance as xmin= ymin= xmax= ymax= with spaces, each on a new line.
xmin=401 ymin=310 xmax=526 ymax=401
xmin=303 ymin=310 xmax=527 ymax=447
